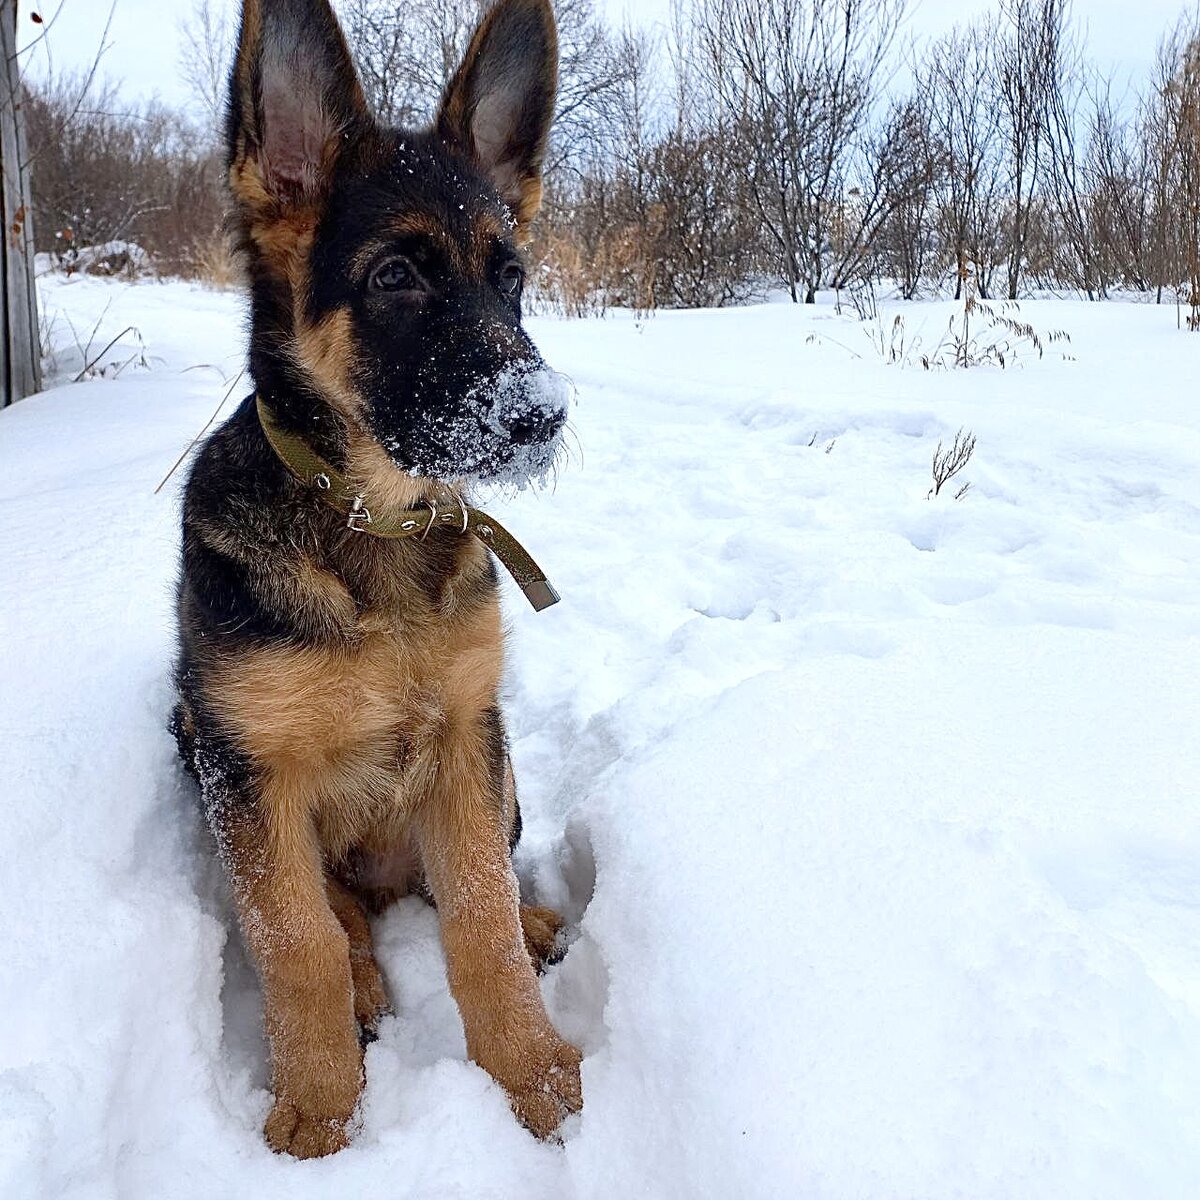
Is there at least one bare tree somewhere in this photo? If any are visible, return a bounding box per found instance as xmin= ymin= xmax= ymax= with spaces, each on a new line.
xmin=1145 ymin=18 xmax=1200 ymax=324
xmin=1040 ymin=4 xmax=1105 ymax=297
xmin=830 ymin=92 xmax=943 ymax=296
xmin=866 ymin=91 xmax=945 ymax=299
xmin=179 ymin=0 xmax=233 ymax=139
xmin=1084 ymin=81 xmax=1154 ymax=292
xmin=996 ymin=0 xmax=1066 ymax=300
xmin=696 ymin=0 xmax=907 ymax=303
xmin=920 ymin=23 xmax=1007 ymax=298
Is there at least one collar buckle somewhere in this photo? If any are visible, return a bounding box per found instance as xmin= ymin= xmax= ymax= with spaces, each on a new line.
xmin=346 ymin=496 xmax=372 ymax=533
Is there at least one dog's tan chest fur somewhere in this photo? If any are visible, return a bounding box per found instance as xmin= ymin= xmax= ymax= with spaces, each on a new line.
xmin=210 ymin=589 xmax=504 ymax=860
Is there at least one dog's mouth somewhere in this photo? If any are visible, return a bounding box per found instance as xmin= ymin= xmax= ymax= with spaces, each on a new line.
xmin=379 ymin=363 xmax=570 ymax=487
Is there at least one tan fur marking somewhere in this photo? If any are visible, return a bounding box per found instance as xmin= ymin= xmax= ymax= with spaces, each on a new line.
xmin=471 ymin=211 xmax=507 ymax=276
xmin=343 ymin=434 xmax=430 ymax=514
xmin=520 ymin=904 xmax=564 ymax=970
xmin=390 ymin=211 xmax=453 ymax=242
xmin=253 ymin=211 xmax=317 ymax=285
xmin=294 ymin=307 xmax=360 ymax=419
xmin=212 ymin=636 xmax=422 ymax=856
xmin=210 ymin=592 xmax=504 ymax=855
xmin=223 ymin=799 xmax=362 ymax=1159
xmin=229 ymin=154 xmax=274 ymax=214
xmin=295 ymin=556 xmax=360 ymax=627
xmin=513 ymin=177 xmax=544 ymax=241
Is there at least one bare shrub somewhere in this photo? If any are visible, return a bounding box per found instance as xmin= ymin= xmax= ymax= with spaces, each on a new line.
xmin=860 ymin=274 xmax=1070 ymax=370
xmin=936 ymin=286 xmax=1071 ymax=369
xmin=192 ymin=232 xmax=242 ymax=291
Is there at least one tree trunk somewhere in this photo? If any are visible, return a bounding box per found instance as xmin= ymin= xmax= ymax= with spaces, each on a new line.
xmin=1 ymin=0 xmax=41 ymax=406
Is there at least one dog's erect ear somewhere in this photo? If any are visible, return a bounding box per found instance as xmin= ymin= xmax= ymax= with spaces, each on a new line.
xmin=436 ymin=0 xmax=558 ymax=231
xmin=228 ymin=0 xmax=369 ymax=204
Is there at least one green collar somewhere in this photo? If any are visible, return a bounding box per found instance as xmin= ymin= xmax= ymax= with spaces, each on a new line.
xmin=255 ymin=395 xmax=560 ymax=612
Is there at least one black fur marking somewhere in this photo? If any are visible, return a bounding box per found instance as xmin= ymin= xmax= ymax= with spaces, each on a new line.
xmin=480 ymin=704 xmax=522 ymax=853
xmin=509 ymin=793 xmax=524 ymax=855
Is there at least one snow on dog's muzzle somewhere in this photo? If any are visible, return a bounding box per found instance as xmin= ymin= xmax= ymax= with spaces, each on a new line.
xmin=489 ymin=363 xmax=569 ymax=446
xmin=392 ymin=360 xmax=571 ymax=486
xmin=474 ymin=362 xmax=570 ymax=485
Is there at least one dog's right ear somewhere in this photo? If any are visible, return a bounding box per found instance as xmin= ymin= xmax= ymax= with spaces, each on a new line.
xmin=227 ymin=0 xmax=369 ymax=208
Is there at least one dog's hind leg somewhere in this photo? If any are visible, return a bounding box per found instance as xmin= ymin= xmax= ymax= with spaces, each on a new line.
xmin=218 ymin=793 xmax=363 ymax=1160
xmin=325 ymin=873 xmax=392 ymax=1043
xmin=520 ymin=904 xmax=565 ymax=971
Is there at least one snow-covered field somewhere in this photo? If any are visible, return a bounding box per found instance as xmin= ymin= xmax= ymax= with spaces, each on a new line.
xmin=2 ymin=275 xmax=1199 ymax=1199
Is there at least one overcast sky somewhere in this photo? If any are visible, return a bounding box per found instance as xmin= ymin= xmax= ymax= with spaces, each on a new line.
xmin=15 ymin=0 xmax=1196 ymax=114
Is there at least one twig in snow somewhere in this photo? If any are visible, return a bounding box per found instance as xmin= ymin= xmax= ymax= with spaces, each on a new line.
xmin=928 ymin=428 xmax=977 ymax=499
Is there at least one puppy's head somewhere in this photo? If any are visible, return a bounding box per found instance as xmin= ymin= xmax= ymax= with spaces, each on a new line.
xmin=227 ymin=0 xmax=565 ymax=488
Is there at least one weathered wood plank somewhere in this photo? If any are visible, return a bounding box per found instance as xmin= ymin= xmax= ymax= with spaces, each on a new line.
xmin=1 ymin=0 xmax=41 ymax=406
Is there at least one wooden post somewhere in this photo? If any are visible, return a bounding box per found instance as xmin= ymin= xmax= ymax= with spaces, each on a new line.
xmin=1 ymin=0 xmax=41 ymax=406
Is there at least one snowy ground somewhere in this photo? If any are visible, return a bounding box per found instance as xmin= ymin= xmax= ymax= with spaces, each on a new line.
xmin=2 ymin=275 xmax=1199 ymax=1199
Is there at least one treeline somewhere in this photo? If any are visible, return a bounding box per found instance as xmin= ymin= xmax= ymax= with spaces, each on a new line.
xmin=21 ymin=0 xmax=1200 ymax=325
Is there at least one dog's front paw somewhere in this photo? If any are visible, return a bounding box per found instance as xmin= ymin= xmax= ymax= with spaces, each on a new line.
xmin=490 ymin=1033 xmax=583 ymax=1140
xmin=264 ymin=1098 xmax=352 ymax=1159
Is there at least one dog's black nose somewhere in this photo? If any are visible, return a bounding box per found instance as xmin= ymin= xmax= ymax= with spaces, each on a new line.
xmin=501 ymin=404 xmax=566 ymax=446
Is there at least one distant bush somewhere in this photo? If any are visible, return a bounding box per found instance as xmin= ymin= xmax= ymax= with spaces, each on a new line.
xmin=22 ymin=73 xmax=227 ymax=284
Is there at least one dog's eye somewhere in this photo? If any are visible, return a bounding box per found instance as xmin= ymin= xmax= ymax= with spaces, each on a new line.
xmin=499 ymin=262 xmax=524 ymax=298
xmin=370 ymin=259 xmax=420 ymax=293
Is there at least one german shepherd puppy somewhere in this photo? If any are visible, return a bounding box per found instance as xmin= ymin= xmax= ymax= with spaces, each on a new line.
xmin=171 ymin=0 xmax=581 ymax=1159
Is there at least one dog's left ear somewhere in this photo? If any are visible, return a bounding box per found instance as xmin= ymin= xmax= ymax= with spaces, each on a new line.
xmin=436 ymin=0 xmax=558 ymax=232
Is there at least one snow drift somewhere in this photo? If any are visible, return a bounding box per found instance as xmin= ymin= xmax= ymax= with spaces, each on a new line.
xmin=2 ymin=276 xmax=1199 ymax=1198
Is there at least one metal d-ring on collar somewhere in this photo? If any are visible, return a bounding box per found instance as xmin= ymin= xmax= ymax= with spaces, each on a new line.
xmin=254 ymin=394 xmax=561 ymax=612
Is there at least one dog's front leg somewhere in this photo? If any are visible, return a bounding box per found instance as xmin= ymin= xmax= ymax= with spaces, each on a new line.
xmin=416 ymin=722 xmax=582 ymax=1138
xmin=220 ymin=790 xmax=363 ymax=1158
